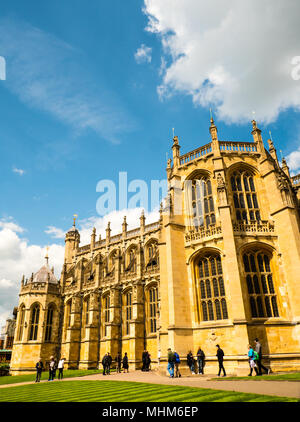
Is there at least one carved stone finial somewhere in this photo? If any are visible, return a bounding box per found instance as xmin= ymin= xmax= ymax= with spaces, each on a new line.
xmin=173 ymin=135 xmax=179 ymax=145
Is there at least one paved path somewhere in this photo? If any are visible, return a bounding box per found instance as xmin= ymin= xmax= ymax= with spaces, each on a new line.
xmin=1 ymin=371 xmax=300 ymax=399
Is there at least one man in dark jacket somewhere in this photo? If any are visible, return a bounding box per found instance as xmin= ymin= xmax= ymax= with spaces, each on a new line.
xmin=115 ymin=352 xmax=122 ymax=373
xmin=102 ymin=353 xmax=108 ymax=376
xmin=254 ymin=338 xmax=270 ymax=375
xmin=107 ymin=352 xmax=112 ymax=374
xmin=197 ymin=347 xmax=205 ymax=374
xmin=142 ymin=350 xmax=148 ymax=371
xmin=35 ymin=358 xmax=43 ymax=383
xmin=216 ymin=344 xmax=226 ymax=377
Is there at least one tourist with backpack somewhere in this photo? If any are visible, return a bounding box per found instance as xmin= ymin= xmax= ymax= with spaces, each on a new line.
xmin=173 ymin=350 xmax=181 ymax=378
xmin=254 ymin=338 xmax=270 ymax=375
xmin=248 ymin=344 xmax=259 ymax=376
xmin=196 ymin=347 xmax=205 ymax=374
xmin=167 ymin=348 xmax=175 ymax=378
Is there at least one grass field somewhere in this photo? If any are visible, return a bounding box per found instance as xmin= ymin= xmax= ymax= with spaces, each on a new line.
xmin=212 ymin=372 xmax=300 ymax=382
xmin=0 ymin=369 xmax=103 ymax=385
xmin=0 ymin=380 xmax=298 ymax=402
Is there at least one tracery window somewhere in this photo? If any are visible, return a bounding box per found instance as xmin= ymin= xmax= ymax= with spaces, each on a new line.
xmin=29 ymin=304 xmax=40 ymax=341
xmin=17 ymin=305 xmax=26 ymax=341
xmin=103 ymin=294 xmax=110 ymax=337
xmin=126 ymin=248 xmax=136 ymax=272
xmin=146 ymin=242 xmax=159 ymax=269
xmin=196 ymin=254 xmax=228 ymax=321
xmin=231 ymin=170 xmax=260 ymax=222
xmin=81 ymin=296 xmax=90 ymax=338
xmin=243 ymin=250 xmax=279 ymax=318
xmin=148 ymin=287 xmax=158 ymax=334
xmin=45 ymin=305 xmax=54 ymax=342
xmin=124 ymin=291 xmax=132 ymax=336
xmin=190 ymin=178 xmax=215 ymax=229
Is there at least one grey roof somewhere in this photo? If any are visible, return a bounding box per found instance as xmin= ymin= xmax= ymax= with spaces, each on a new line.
xmin=32 ymin=264 xmax=58 ymax=284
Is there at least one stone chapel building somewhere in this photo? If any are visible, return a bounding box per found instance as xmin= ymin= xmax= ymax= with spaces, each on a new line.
xmin=10 ymin=119 xmax=300 ymax=375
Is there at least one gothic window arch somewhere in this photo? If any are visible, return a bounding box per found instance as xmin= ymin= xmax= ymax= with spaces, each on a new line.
xmin=145 ymin=241 xmax=159 ymax=269
xmin=17 ymin=304 xmax=26 ymax=341
xmin=81 ymin=296 xmax=90 ymax=338
xmin=125 ymin=247 xmax=137 ymax=273
xmin=103 ymin=294 xmax=110 ymax=337
xmin=45 ymin=305 xmax=55 ymax=342
xmin=230 ymin=170 xmax=260 ymax=222
xmin=196 ymin=254 xmax=228 ymax=321
xmin=243 ymin=249 xmax=279 ymax=318
xmin=189 ymin=177 xmax=215 ymax=229
xmin=29 ymin=303 xmax=40 ymax=341
xmin=123 ymin=290 xmax=132 ymax=336
xmin=147 ymin=285 xmax=158 ymax=334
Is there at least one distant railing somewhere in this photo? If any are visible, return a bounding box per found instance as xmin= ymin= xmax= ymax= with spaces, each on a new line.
xmin=77 ymin=244 xmax=90 ymax=253
xmin=110 ymin=234 xmax=122 ymax=244
xmin=219 ymin=141 xmax=257 ymax=153
xmin=232 ymin=220 xmax=275 ymax=233
xmin=180 ymin=143 xmax=212 ymax=165
xmin=185 ymin=224 xmax=222 ymax=242
xmin=291 ymin=174 xmax=300 ymax=187
xmin=144 ymin=221 xmax=160 ymax=232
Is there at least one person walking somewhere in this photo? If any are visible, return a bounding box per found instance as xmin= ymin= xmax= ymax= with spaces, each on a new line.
xmin=173 ymin=350 xmax=181 ymax=378
xmin=167 ymin=348 xmax=175 ymax=378
xmin=48 ymin=356 xmax=56 ymax=381
xmin=196 ymin=347 xmax=205 ymax=375
xmin=142 ymin=350 xmax=148 ymax=371
xmin=35 ymin=358 xmax=43 ymax=383
xmin=254 ymin=338 xmax=270 ymax=375
xmin=58 ymin=357 xmax=65 ymax=380
xmin=187 ymin=351 xmax=196 ymax=374
xmin=107 ymin=352 xmax=112 ymax=375
xmin=122 ymin=352 xmax=129 ymax=373
xmin=102 ymin=353 xmax=108 ymax=376
xmin=247 ymin=345 xmax=259 ymax=376
xmin=216 ymin=344 xmax=226 ymax=377
xmin=115 ymin=352 xmax=122 ymax=373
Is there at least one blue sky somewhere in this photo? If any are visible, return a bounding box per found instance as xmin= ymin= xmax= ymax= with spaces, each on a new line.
xmin=1 ymin=0 xmax=300 ymax=323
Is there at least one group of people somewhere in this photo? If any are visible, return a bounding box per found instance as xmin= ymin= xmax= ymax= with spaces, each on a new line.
xmin=247 ymin=338 xmax=270 ymax=376
xmin=102 ymin=352 xmax=129 ymax=375
xmin=167 ymin=338 xmax=269 ymax=378
xmin=35 ymin=356 xmax=65 ymax=382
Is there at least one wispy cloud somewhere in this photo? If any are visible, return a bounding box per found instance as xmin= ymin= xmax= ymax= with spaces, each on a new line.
xmin=45 ymin=226 xmax=65 ymax=239
xmin=12 ymin=167 xmax=25 ymax=176
xmin=134 ymin=44 xmax=152 ymax=64
xmin=0 ymin=17 xmax=136 ymax=144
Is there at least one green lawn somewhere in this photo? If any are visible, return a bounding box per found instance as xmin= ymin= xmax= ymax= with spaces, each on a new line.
xmin=212 ymin=372 xmax=300 ymax=382
xmin=0 ymin=369 xmax=103 ymax=385
xmin=0 ymin=380 xmax=298 ymax=402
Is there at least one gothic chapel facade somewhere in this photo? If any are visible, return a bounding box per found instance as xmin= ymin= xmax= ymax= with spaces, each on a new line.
xmin=10 ymin=119 xmax=300 ymax=375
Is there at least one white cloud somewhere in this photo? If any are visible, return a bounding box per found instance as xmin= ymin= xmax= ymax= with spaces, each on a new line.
xmin=45 ymin=226 xmax=65 ymax=239
xmin=286 ymin=147 xmax=300 ymax=174
xmin=0 ymin=18 xmax=136 ymax=144
xmin=143 ymin=0 xmax=300 ymax=124
xmin=0 ymin=219 xmax=64 ymax=328
xmin=134 ymin=44 xmax=152 ymax=64
xmin=12 ymin=167 xmax=25 ymax=176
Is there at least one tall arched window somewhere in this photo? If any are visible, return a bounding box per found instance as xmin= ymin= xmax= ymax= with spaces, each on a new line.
xmin=45 ymin=305 xmax=54 ymax=342
xmin=29 ymin=304 xmax=40 ymax=341
xmin=17 ymin=305 xmax=26 ymax=341
xmin=81 ymin=296 xmax=90 ymax=338
xmin=126 ymin=248 xmax=136 ymax=272
xmin=146 ymin=242 xmax=159 ymax=269
xmin=190 ymin=178 xmax=215 ymax=229
xmin=243 ymin=250 xmax=279 ymax=318
xmin=148 ymin=286 xmax=158 ymax=334
xmin=103 ymin=294 xmax=110 ymax=337
xmin=196 ymin=254 xmax=228 ymax=321
xmin=231 ymin=170 xmax=260 ymax=222
xmin=124 ymin=291 xmax=132 ymax=336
